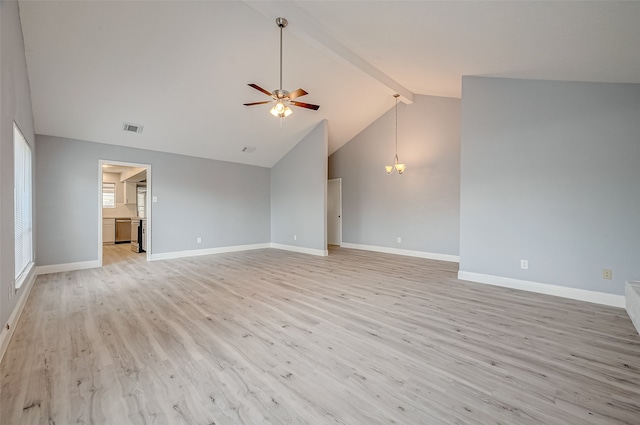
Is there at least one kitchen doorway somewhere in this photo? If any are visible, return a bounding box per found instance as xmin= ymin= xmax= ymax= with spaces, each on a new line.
xmin=99 ymin=160 xmax=151 ymax=266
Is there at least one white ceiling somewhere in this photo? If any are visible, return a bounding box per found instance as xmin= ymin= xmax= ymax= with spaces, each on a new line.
xmin=19 ymin=1 xmax=640 ymax=167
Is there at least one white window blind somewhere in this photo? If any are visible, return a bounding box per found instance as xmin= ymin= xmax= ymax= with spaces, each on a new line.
xmin=103 ymin=182 xmax=116 ymax=208
xmin=14 ymin=123 xmax=33 ymax=282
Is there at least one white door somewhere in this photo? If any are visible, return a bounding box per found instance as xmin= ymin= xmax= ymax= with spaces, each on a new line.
xmin=327 ymin=178 xmax=342 ymax=246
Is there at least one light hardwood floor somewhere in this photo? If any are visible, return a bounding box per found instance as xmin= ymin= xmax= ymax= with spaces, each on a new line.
xmin=1 ymin=246 xmax=639 ymax=424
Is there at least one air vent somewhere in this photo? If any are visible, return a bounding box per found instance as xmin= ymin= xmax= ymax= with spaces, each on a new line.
xmin=123 ymin=122 xmax=143 ymax=133
xmin=242 ymin=146 xmax=256 ymax=153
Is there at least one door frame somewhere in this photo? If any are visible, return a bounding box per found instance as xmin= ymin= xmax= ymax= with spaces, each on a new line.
xmin=327 ymin=178 xmax=342 ymax=247
xmin=98 ymin=159 xmax=152 ymax=266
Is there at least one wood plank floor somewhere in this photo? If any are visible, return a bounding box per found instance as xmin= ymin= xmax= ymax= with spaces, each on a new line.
xmin=1 ymin=245 xmax=640 ymax=424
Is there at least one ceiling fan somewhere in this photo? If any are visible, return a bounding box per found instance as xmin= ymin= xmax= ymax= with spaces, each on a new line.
xmin=243 ymin=17 xmax=320 ymax=118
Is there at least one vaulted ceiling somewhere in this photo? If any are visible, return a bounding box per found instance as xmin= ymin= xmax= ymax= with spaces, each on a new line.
xmin=19 ymin=1 xmax=640 ymax=167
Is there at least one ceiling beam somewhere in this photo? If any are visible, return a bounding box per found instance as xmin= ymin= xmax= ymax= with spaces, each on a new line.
xmin=243 ymin=1 xmax=414 ymax=104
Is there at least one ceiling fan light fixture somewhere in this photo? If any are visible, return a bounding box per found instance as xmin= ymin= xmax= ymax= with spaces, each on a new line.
xmin=243 ymin=17 xmax=320 ymax=118
xmin=269 ymin=101 xmax=292 ymax=117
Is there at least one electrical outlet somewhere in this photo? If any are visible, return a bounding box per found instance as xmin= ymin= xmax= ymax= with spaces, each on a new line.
xmin=397 ymin=237 xmax=402 ymax=243
xmin=197 ymin=237 xmax=202 ymax=244
xmin=294 ymin=235 xmax=297 ymax=241
xmin=602 ymin=269 xmax=612 ymax=280
xmin=520 ymin=259 xmax=529 ymax=270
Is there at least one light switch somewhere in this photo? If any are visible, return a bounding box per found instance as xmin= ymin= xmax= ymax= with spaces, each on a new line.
xmin=152 ymin=196 xmax=158 ymax=203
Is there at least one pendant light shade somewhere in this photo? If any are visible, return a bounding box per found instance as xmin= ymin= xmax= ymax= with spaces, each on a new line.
xmin=385 ymin=94 xmax=406 ymax=175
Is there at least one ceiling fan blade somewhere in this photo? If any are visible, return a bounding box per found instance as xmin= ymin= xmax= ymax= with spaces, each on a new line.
xmin=291 ymin=101 xmax=320 ymax=111
xmin=248 ymin=83 xmax=274 ymax=97
xmin=243 ymin=101 xmax=272 ymax=106
xmin=288 ymin=88 xmax=308 ymax=100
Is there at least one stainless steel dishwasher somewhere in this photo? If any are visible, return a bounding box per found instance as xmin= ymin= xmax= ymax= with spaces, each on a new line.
xmin=115 ymin=218 xmax=131 ymax=243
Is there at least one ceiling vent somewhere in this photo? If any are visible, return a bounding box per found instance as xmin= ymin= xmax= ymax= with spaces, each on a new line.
xmin=242 ymin=146 xmax=256 ymax=153
xmin=123 ymin=122 xmax=143 ymax=133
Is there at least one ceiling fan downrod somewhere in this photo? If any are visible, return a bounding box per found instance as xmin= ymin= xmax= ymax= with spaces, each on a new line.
xmin=276 ymin=17 xmax=288 ymax=91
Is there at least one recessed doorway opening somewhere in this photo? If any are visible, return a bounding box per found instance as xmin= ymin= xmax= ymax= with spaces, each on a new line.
xmin=99 ymin=160 xmax=151 ymax=266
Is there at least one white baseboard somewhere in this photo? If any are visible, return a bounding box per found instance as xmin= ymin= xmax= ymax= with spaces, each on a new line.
xmin=458 ymin=271 xmax=625 ymax=308
xmin=341 ymin=242 xmax=459 ymax=263
xmin=270 ymin=243 xmax=328 ymax=257
xmin=0 ymin=268 xmax=37 ymax=364
xmin=35 ymin=259 xmax=101 ymax=275
xmin=150 ymin=243 xmax=271 ymax=261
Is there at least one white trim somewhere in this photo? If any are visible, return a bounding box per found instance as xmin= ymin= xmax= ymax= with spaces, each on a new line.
xmin=149 ymin=243 xmax=271 ymax=261
xmin=15 ymin=262 xmax=35 ymax=289
xmin=35 ymin=260 xmax=101 ymax=275
xmin=0 ymin=268 xmax=37 ymax=364
xmin=270 ymin=243 xmax=328 ymax=257
xmin=341 ymin=242 xmax=459 ymax=263
xmin=458 ymin=271 xmax=625 ymax=308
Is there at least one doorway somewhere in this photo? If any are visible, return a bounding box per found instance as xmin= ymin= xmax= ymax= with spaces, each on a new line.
xmin=327 ymin=178 xmax=342 ymax=246
xmin=99 ymin=160 xmax=151 ymax=266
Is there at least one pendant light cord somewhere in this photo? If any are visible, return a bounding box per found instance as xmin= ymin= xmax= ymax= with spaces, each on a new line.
xmin=395 ymin=95 xmax=399 ymax=160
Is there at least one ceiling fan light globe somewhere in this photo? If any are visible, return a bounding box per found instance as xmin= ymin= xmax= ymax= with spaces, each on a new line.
xmin=395 ymin=163 xmax=406 ymax=174
xmin=385 ymin=165 xmax=394 ymax=174
xmin=283 ymin=106 xmax=293 ymax=117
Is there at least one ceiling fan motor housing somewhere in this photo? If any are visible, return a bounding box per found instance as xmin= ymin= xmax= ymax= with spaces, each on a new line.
xmin=273 ymin=89 xmax=289 ymax=99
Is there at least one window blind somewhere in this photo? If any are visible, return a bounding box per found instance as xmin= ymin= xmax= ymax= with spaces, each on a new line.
xmin=103 ymin=182 xmax=116 ymax=208
xmin=14 ymin=123 xmax=33 ymax=280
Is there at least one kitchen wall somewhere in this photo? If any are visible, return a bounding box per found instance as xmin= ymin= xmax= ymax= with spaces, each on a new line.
xmin=35 ymin=135 xmax=271 ymax=266
xmin=460 ymin=76 xmax=640 ymax=296
xmin=271 ymin=120 xmax=328 ymax=254
xmin=329 ymin=95 xmax=461 ymax=259
xmin=0 ymin=0 xmax=37 ymax=347
xmin=102 ymin=172 xmax=137 ymax=218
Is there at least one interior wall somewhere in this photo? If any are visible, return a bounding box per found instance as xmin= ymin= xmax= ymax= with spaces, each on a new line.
xmin=0 ymin=0 xmax=37 ymax=329
xmin=35 ymin=135 xmax=271 ymax=266
xmin=460 ymin=76 xmax=640 ymax=296
xmin=328 ymin=94 xmax=461 ymax=256
xmin=271 ymin=120 xmax=328 ymax=253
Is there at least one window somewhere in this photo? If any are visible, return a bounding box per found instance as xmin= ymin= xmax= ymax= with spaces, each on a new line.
xmin=14 ymin=123 xmax=33 ymax=285
xmin=137 ymin=186 xmax=146 ymax=218
xmin=103 ymin=182 xmax=116 ymax=208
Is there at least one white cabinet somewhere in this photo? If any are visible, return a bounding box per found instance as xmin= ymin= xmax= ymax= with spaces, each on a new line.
xmin=103 ymin=218 xmax=115 ymax=244
xmin=124 ymin=181 xmax=137 ymax=204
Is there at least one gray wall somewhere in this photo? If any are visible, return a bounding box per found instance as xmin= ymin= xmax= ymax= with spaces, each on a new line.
xmin=271 ymin=120 xmax=328 ymax=251
xmin=460 ymin=76 xmax=640 ymax=295
xmin=1 ymin=1 xmax=36 ymax=327
xmin=329 ymin=95 xmax=461 ymax=256
xmin=35 ymin=135 xmax=271 ymax=265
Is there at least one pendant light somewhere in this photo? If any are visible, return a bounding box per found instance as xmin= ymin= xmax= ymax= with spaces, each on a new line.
xmin=385 ymin=94 xmax=406 ymax=174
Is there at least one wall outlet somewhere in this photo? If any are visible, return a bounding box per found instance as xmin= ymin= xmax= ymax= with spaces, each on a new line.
xmin=197 ymin=237 xmax=202 ymax=244
xmin=602 ymin=269 xmax=612 ymax=280
xmin=294 ymin=235 xmax=297 ymax=241
xmin=520 ymin=259 xmax=529 ymax=270
xmin=397 ymin=237 xmax=402 ymax=243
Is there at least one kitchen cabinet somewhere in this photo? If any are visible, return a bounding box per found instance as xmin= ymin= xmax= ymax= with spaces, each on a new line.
xmin=124 ymin=181 xmax=137 ymax=204
xmin=103 ymin=218 xmax=115 ymax=244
